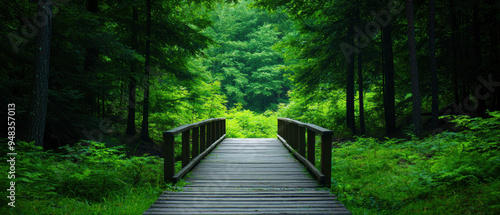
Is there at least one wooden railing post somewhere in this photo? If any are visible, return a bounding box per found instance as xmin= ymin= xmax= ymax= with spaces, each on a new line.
xmin=299 ymin=126 xmax=306 ymax=157
xmin=211 ymin=120 xmax=215 ymax=144
xmin=282 ymin=121 xmax=288 ymax=141
xmin=216 ymin=119 xmax=220 ymax=139
xmin=221 ymin=118 xmax=225 ymax=136
xmin=320 ymin=132 xmax=332 ymax=187
xmin=192 ymin=126 xmax=199 ymax=158
xmin=182 ymin=130 xmax=190 ymax=168
xmin=200 ymin=123 xmax=206 ymax=151
xmin=277 ymin=119 xmax=282 ymax=137
xmin=207 ymin=121 xmax=213 ymax=146
xmin=223 ymin=118 xmax=226 ymax=135
xmin=219 ymin=119 xmax=222 ymax=137
xmin=287 ymin=121 xmax=291 ymax=144
xmin=276 ymin=118 xmax=334 ymax=188
xmin=281 ymin=120 xmax=288 ymax=141
xmin=164 ymin=132 xmax=175 ymax=182
xmin=307 ymin=128 xmax=316 ymax=165
xmin=293 ymin=123 xmax=299 ymax=150
xmin=286 ymin=122 xmax=293 ymax=144
xmin=162 ymin=118 xmax=226 ymax=183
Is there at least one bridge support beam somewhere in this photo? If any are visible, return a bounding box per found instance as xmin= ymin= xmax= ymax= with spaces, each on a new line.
xmin=299 ymin=126 xmax=306 ymax=157
xmin=164 ymin=133 xmax=175 ymax=182
xmin=200 ymin=124 xmax=206 ymax=152
xmin=192 ymin=126 xmax=199 ymax=158
xmin=182 ymin=130 xmax=190 ymax=167
xmin=307 ymin=129 xmax=315 ymax=165
xmin=320 ymin=132 xmax=332 ymax=188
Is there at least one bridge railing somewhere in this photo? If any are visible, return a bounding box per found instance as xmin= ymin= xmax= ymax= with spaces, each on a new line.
xmin=163 ymin=118 xmax=226 ymax=183
xmin=277 ymin=118 xmax=332 ymax=187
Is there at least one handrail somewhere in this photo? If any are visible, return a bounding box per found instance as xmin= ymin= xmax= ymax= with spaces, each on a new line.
xmin=163 ymin=118 xmax=226 ymax=183
xmin=277 ymin=117 xmax=332 ymax=187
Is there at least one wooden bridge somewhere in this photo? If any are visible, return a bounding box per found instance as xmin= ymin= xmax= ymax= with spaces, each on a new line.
xmin=144 ymin=118 xmax=351 ymax=214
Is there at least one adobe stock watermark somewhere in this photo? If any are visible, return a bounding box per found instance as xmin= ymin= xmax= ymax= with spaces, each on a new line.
xmin=444 ymin=74 xmax=500 ymax=116
xmin=6 ymin=0 xmax=68 ymax=53
xmin=82 ymin=93 xmax=133 ymax=142
xmin=82 ymin=118 xmax=115 ymax=142
xmin=7 ymin=104 xmax=17 ymax=207
xmin=433 ymin=74 xmax=500 ymax=134
xmin=340 ymin=0 xmax=404 ymax=63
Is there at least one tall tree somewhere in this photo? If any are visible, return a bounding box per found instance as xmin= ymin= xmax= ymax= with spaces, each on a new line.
xmin=346 ymin=23 xmax=356 ymax=134
xmin=358 ymin=52 xmax=365 ymax=135
xmin=405 ymin=0 xmax=422 ymax=136
xmin=487 ymin=0 xmax=500 ymax=110
xmin=29 ymin=0 xmax=53 ymax=147
xmin=84 ymin=0 xmax=100 ymax=116
xmin=126 ymin=7 xmax=139 ymax=136
xmin=140 ymin=0 xmax=152 ymax=141
xmin=472 ymin=0 xmax=486 ymax=116
xmin=382 ymin=24 xmax=396 ymax=136
xmin=355 ymin=7 xmax=365 ymax=135
xmin=449 ymin=0 xmax=460 ymax=105
xmin=428 ymin=0 xmax=439 ymax=131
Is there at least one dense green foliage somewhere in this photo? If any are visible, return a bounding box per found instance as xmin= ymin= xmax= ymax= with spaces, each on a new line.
xmin=277 ymin=89 xmax=384 ymax=138
xmin=226 ymin=105 xmax=277 ymax=138
xmin=256 ymin=0 xmax=500 ymax=136
xmin=0 ymin=140 xmax=185 ymax=214
xmin=202 ymin=0 xmax=294 ymax=112
xmin=328 ymin=112 xmax=500 ymax=214
xmin=0 ymin=0 xmax=228 ymax=148
xmin=144 ymin=76 xmax=227 ymax=143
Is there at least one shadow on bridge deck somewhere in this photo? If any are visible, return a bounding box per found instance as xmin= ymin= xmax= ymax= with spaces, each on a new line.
xmin=144 ymin=138 xmax=351 ymax=215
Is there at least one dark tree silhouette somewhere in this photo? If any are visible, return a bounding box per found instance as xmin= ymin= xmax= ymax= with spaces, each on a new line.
xmin=29 ymin=0 xmax=53 ymax=147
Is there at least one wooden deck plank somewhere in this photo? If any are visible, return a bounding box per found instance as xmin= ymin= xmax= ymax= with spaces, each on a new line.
xmin=144 ymin=138 xmax=351 ymax=215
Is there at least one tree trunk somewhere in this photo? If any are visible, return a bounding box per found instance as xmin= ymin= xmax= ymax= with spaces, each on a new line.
xmin=488 ymin=0 xmax=500 ymax=110
xmin=472 ymin=1 xmax=486 ymax=116
xmin=126 ymin=78 xmax=137 ymax=135
xmin=126 ymin=7 xmax=138 ymax=136
xmin=101 ymin=87 xmax=105 ymax=117
xmin=140 ymin=0 xmax=152 ymax=141
xmin=449 ymin=0 xmax=460 ymax=105
xmin=488 ymin=0 xmax=498 ymax=72
xmin=346 ymin=24 xmax=356 ymax=135
xmin=29 ymin=0 xmax=53 ymax=148
xmin=382 ymin=24 xmax=396 ymax=136
xmin=358 ymin=52 xmax=365 ymax=135
xmin=405 ymin=0 xmax=422 ymax=136
xmin=86 ymin=0 xmax=98 ymax=13
xmin=429 ymin=0 xmax=439 ymax=131
xmin=355 ymin=6 xmax=365 ymax=135
xmin=84 ymin=0 xmax=99 ymax=116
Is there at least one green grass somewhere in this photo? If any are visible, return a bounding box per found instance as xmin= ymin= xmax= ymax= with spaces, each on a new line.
xmin=328 ymin=112 xmax=500 ymax=214
xmin=0 ymin=140 xmax=185 ymax=215
xmin=4 ymin=186 xmax=163 ymax=215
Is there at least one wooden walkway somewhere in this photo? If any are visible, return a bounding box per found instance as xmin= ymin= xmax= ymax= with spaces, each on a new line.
xmin=144 ymin=138 xmax=351 ymax=214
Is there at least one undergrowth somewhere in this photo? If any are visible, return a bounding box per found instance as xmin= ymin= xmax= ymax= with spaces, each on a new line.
xmin=0 ymin=140 xmax=184 ymax=214
xmin=330 ymin=111 xmax=500 ymax=214
xmin=225 ymin=104 xmax=277 ymax=138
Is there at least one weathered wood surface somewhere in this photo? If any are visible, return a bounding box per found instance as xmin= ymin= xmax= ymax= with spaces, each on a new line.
xmin=144 ymin=138 xmax=351 ymax=215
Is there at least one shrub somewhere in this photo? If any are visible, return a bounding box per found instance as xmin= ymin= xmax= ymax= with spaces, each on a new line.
xmin=225 ymin=104 xmax=277 ymax=138
xmin=0 ymin=140 xmax=167 ymax=214
xmin=329 ymin=111 xmax=500 ymax=214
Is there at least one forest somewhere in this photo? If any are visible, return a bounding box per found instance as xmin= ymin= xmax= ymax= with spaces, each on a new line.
xmin=1 ymin=0 xmax=499 ymax=214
